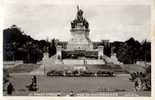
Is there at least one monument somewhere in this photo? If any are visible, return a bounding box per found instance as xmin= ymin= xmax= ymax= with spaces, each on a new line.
xmin=41 ymin=6 xmax=121 ymax=70
xmin=56 ymin=6 xmax=104 ymax=61
xmin=67 ymin=6 xmax=93 ymax=50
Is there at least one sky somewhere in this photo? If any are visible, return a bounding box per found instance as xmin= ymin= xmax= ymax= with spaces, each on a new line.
xmin=3 ymin=2 xmax=151 ymax=42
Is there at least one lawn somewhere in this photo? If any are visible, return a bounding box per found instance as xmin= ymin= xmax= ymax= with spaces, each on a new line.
xmin=121 ymin=64 xmax=146 ymax=73
xmin=5 ymin=64 xmax=41 ymax=73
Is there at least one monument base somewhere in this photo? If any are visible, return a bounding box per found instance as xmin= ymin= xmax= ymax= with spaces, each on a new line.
xmin=54 ymin=59 xmax=105 ymax=65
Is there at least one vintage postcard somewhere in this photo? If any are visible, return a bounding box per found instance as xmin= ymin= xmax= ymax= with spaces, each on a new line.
xmin=1 ymin=0 xmax=155 ymax=99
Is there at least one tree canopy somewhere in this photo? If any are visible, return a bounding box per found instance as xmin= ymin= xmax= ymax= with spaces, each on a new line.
xmin=3 ymin=25 xmax=57 ymax=63
xmin=111 ymin=37 xmax=151 ymax=64
xmin=3 ymin=25 xmax=151 ymax=64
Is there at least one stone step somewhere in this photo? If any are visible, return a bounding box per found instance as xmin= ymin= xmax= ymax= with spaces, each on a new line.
xmin=62 ymin=59 xmax=105 ymax=65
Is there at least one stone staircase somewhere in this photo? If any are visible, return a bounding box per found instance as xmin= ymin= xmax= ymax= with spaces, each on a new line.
xmin=103 ymin=54 xmax=121 ymax=64
xmin=45 ymin=54 xmax=120 ymax=65
xmin=62 ymin=59 xmax=84 ymax=65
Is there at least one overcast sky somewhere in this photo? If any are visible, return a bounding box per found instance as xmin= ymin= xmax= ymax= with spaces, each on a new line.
xmin=3 ymin=3 xmax=150 ymax=42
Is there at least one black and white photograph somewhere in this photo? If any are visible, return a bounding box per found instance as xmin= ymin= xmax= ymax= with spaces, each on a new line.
xmin=1 ymin=0 xmax=154 ymax=97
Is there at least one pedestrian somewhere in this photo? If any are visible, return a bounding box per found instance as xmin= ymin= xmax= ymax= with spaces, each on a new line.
xmin=32 ymin=75 xmax=37 ymax=86
xmin=7 ymin=82 xmax=14 ymax=95
xmin=31 ymin=75 xmax=37 ymax=91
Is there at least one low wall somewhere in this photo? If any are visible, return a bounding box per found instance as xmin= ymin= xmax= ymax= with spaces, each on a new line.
xmin=86 ymin=60 xmax=105 ymax=64
xmin=120 ymin=64 xmax=146 ymax=73
xmin=3 ymin=61 xmax=23 ymax=68
xmin=62 ymin=59 xmax=105 ymax=65
xmin=136 ymin=61 xmax=151 ymax=67
xmin=63 ymin=59 xmax=84 ymax=64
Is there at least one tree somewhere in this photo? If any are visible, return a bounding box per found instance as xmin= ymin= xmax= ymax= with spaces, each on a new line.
xmin=49 ymin=39 xmax=56 ymax=57
xmin=112 ymin=37 xmax=142 ymax=64
xmin=3 ymin=25 xmax=43 ymax=63
xmin=140 ymin=40 xmax=151 ymax=62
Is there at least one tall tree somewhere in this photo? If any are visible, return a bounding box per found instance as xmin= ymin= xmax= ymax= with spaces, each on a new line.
xmin=49 ymin=39 xmax=56 ymax=57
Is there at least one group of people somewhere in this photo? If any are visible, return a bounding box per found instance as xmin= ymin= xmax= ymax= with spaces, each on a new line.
xmin=129 ymin=72 xmax=145 ymax=81
xmin=5 ymin=75 xmax=37 ymax=95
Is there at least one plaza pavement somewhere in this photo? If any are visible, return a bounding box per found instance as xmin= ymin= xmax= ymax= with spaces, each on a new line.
xmin=4 ymin=74 xmax=151 ymax=96
xmin=4 ymin=62 xmax=150 ymax=96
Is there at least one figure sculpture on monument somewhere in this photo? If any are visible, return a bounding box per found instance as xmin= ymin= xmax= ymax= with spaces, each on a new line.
xmin=71 ymin=6 xmax=89 ymax=29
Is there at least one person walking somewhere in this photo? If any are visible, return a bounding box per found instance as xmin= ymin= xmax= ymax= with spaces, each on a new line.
xmin=7 ymin=82 xmax=14 ymax=95
xmin=32 ymin=75 xmax=37 ymax=91
xmin=32 ymin=75 xmax=37 ymax=86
